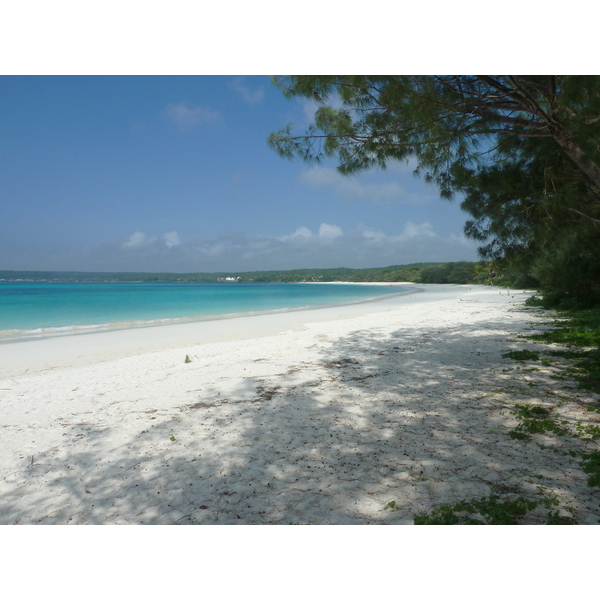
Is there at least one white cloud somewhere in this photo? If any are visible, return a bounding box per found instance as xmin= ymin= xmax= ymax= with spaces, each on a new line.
xmin=124 ymin=231 xmax=182 ymax=250
xmin=361 ymin=229 xmax=387 ymax=244
xmin=164 ymin=103 xmax=220 ymax=131
xmin=291 ymin=226 xmax=312 ymax=239
xmin=399 ymin=221 xmax=436 ymax=240
xmin=277 ymin=226 xmax=313 ymax=242
xmin=19 ymin=223 xmax=477 ymax=273
xmin=231 ymin=77 xmax=264 ymax=104
xmin=318 ymin=223 xmax=343 ymax=240
xmin=123 ymin=231 xmax=151 ymax=249
xmin=299 ymin=166 xmax=430 ymax=204
xmin=360 ymin=222 xmax=436 ymax=246
xmin=300 ymin=166 xmax=340 ymax=187
xmin=163 ymin=231 xmax=181 ymax=249
xmin=277 ymin=223 xmax=343 ymax=243
xmin=262 ymin=221 xmax=476 ymax=269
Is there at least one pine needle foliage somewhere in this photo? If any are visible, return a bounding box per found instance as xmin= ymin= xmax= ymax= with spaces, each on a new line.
xmin=269 ymin=76 xmax=600 ymax=304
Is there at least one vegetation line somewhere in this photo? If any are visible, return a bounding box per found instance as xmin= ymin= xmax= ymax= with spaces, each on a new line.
xmin=413 ymin=296 xmax=600 ymax=525
xmin=0 ymin=261 xmax=501 ymax=285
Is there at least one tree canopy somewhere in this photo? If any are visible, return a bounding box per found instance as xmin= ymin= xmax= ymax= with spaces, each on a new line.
xmin=269 ymin=76 xmax=600 ymax=304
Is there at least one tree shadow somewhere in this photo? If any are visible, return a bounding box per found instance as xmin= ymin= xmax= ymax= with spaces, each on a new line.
xmin=1 ymin=307 xmax=599 ymax=525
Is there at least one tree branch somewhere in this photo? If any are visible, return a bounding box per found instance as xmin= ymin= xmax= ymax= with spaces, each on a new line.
xmin=567 ymin=207 xmax=600 ymax=225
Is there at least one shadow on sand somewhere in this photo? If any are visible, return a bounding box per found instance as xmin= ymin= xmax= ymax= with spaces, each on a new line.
xmin=2 ymin=308 xmax=599 ymax=524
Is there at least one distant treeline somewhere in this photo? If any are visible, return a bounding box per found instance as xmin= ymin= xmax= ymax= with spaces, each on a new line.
xmin=0 ymin=262 xmax=514 ymax=286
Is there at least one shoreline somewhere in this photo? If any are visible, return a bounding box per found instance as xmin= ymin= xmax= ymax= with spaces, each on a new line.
xmin=2 ymin=283 xmax=599 ymax=524
xmin=0 ymin=281 xmax=414 ymax=346
xmin=0 ymin=282 xmax=425 ymax=378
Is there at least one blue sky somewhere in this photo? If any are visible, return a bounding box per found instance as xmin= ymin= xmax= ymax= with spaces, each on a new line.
xmin=0 ymin=75 xmax=482 ymax=273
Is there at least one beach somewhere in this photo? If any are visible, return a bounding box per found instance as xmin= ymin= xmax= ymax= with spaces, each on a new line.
xmin=1 ymin=283 xmax=599 ymax=524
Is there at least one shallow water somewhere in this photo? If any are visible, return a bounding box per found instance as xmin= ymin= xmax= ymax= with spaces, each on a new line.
xmin=0 ymin=282 xmax=407 ymax=342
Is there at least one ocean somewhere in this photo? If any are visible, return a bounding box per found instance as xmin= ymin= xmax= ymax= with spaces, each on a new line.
xmin=0 ymin=282 xmax=407 ymax=343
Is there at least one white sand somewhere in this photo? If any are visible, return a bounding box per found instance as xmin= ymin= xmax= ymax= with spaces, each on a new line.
xmin=1 ymin=283 xmax=599 ymax=524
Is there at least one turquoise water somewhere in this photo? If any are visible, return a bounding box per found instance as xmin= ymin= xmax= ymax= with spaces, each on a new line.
xmin=0 ymin=282 xmax=407 ymax=342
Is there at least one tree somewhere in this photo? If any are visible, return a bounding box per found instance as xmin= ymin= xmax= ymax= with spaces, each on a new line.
xmin=420 ymin=262 xmax=476 ymax=284
xmin=269 ymin=76 xmax=600 ymax=224
xmin=269 ymin=76 xmax=600 ymax=303
xmin=454 ymin=131 xmax=600 ymax=301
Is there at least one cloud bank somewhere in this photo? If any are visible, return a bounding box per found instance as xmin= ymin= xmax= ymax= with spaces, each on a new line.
xmin=60 ymin=223 xmax=476 ymax=272
xmin=2 ymin=222 xmax=479 ymax=272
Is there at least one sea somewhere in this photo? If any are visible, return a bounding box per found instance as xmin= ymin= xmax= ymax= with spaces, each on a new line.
xmin=0 ymin=282 xmax=408 ymax=343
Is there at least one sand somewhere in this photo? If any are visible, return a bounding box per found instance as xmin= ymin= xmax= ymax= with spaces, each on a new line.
xmin=1 ymin=283 xmax=599 ymax=525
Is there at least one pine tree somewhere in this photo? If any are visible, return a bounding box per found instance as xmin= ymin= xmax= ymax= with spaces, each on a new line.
xmin=270 ymin=76 xmax=600 ymax=303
